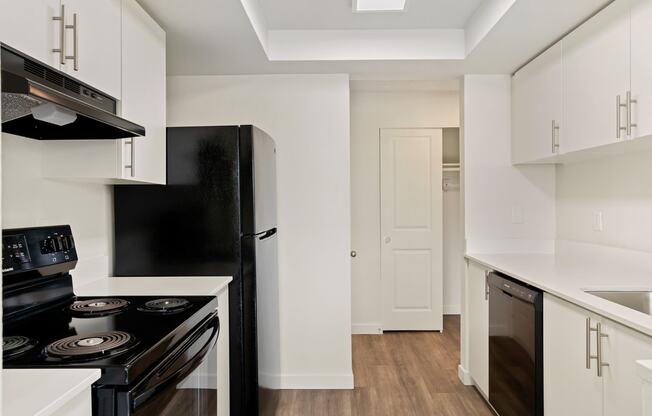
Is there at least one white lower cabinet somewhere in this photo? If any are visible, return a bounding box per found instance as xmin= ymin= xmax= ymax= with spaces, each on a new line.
xmin=467 ymin=261 xmax=489 ymax=396
xmin=545 ymin=293 xmax=652 ymax=416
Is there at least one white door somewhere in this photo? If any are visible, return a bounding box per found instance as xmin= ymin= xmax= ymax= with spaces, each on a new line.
xmin=562 ymin=0 xmax=630 ymax=153
xmin=511 ymin=41 xmax=563 ymax=163
xmin=467 ymin=261 xmax=489 ymax=396
xmin=121 ymin=0 xmax=167 ymax=184
xmin=380 ymin=128 xmax=443 ymax=331
xmin=544 ymin=294 xmax=603 ymax=416
xmin=630 ymin=0 xmax=652 ymax=140
xmin=602 ymin=319 xmax=652 ymax=416
xmin=0 ymin=0 xmax=61 ymax=68
xmin=61 ymin=0 xmax=122 ymax=98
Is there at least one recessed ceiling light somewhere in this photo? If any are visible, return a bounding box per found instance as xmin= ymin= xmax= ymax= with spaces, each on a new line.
xmin=353 ymin=0 xmax=406 ymax=12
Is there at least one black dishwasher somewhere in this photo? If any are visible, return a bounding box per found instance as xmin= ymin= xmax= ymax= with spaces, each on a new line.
xmin=488 ymin=272 xmax=543 ymax=416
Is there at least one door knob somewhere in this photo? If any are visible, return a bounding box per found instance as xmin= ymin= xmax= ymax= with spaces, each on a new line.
xmin=384 ymin=237 xmax=391 ymax=244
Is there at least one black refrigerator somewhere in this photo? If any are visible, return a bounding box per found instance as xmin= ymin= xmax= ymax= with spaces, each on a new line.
xmin=113 ymin=125 xmax=279 ymax=416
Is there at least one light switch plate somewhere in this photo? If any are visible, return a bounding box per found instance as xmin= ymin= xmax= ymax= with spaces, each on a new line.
xmin=593 ymin=211 xmax=604 ymax=232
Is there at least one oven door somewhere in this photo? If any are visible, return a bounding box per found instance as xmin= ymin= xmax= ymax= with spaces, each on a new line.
xmin=120 ymin=313 xmax=220 ymax=416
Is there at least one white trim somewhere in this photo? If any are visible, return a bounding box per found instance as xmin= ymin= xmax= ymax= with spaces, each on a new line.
xmin=261 ymin=373 xmax=355 ymax=390
xmin=352 ymin=323 xmax=383 ymax=335
xmin=443 ymin=305 xmax=461 ymax=315
xmin=458 ymin=365 xmax=474 ymax=386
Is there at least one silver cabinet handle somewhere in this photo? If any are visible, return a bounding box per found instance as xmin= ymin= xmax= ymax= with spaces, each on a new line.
xmin=586 ymin=317 xmax=598 ymax=369
xmin=52 ymin=4 xmax=66 ymax=65
xmin=484 ymin=270 xmax=492 ymax=300
xmin=551 ymin=120 xmax=560 ymax=154
xmin=65 ymin=12 xmax=78 ymax=71
xmin=350 ymin=250 xmax=357 ymax=258
xmin=384 ymin=236 xmax=391 ymax=244
xmin=627 ymin=90 xmax=637 ymax=137
xmin=596 ymin=322 xmax=609 ymax=377
xmin=125 ymin=139 xmax=136 ymax=178
xmin=616 ymin=95 xmax=627 ymax=139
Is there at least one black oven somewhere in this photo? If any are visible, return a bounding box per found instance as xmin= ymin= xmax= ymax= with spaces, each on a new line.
xmin=95 ymin=313 xmax=220 ymax=416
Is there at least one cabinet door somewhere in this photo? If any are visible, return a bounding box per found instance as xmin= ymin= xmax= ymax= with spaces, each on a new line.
xmin=512 ymin=41 xmax=563 ymax=163
xmin=631 ymin=0 xmax=652 ymax=139
xmin=602 ymin=319 xmax=652 ymax=416
xmin=120 ymin=0 xmax=166 ymax=184
xmin=544 ymin=294 xmax=603 ymax=416
xmin=0 ymin=0 xmax=61 ymax=68
xmin=562 ymin=0 xmax=630 ymax=153
xmin=61 ymin=0 xmax=121 ymax=98
xmin=467 ymin=261 xmax=489 ymax=396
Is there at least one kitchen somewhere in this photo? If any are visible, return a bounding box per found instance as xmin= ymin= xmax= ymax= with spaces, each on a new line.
xmin=2 ymin=0 xmax=652 ymax=415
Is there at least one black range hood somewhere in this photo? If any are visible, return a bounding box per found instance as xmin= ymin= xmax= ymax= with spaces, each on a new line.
xmin=1 ymin=44 xmax=145 ymax=140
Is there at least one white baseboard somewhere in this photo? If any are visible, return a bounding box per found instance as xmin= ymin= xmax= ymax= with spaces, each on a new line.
xmin=351 ymin=323 xmax=382 ymax=335
xmin=458 ymin=365 xmax=474 ymax=386
xmin=443 ymin=304 xmax=461 ymax=315
xmin=260 ymin=373 xmax=355 ymax=390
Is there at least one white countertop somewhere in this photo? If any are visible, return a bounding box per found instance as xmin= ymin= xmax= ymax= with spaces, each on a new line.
xmin=3 ymin=369 xmax=101 ymax=416
xmin=467 ymin=241 xmax=652 ymax=337
xmin=76 ymin=276 xmax=232 ymax=297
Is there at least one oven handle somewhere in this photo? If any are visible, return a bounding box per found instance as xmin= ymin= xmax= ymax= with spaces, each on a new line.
xmin=131 ymin=312 xmax=220 ymax=410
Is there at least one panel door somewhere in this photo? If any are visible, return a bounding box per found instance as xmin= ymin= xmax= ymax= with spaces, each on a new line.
xmin=631 ymin=0 xmax=652 ymax=139
xmin=120 ymin=0 xmax=166 ymax=184
xmin=543 ymin=294 xmax=603 ymax=416
xmin=512 ymin=41 xmax=563 ymax=163
xmin=602 ymin=318 xmax=652 ymax=416
xmin=0 ymin=0 xmax=61 ymax=68
xmin=562 ymin=0 xmax=631 ymax=153
xmin=380 ymin=128 xmax=443 ymax=331
xmin=467 ymin=261 xmax=489 ymax=397
xmin=61 ymin=0 xmax=122 ymax=98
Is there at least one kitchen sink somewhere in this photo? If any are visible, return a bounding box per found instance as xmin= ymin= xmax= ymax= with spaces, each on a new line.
xmin=586 ymin=291 xmax=652 ymax=315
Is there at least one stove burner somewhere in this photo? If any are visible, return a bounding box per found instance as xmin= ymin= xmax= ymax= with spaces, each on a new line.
xmin=46 ymin=331 xmax=134 ymax=360
xmin=139 ymin=298 xmax=191 ymax=313
xmin=69 ymin=298 xmax=129 ymax=316
xmin=3 ymin=336 xmax=36 ymax=359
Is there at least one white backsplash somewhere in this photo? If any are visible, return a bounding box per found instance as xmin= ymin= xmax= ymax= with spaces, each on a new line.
xmin=1 ymin=133 xmax=112 ymax=285
xmin=556 ymin=148 xmax=652 ymax=253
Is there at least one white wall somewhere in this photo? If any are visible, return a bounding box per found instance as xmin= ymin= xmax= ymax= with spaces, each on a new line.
xmin=349 ymin=86 xmax=460 ymax=333
xmin=459 ymin=75 xmax=556 ymax=378
xmin=166 ymin=74 xmax=353 ymax=389
xmin=462 ymin=75 xmax=556 ymax=254
xmin=556 ymin=149 xmax=652 ymax=252
xmin=1 ymin=134 xmax=113 ymax=285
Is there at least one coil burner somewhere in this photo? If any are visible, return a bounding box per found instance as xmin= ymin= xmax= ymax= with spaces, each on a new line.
xmin=69 ymin=298 xmax=130 ymax=317
xmin=3 ymin=336 xmax=37 ymax=359
xmin=138 ymin=298 xmax=192 ymax=314
xmin=46 ymin=331 xmax=135 ymax=360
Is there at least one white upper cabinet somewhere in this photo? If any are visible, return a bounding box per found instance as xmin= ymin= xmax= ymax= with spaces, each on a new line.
xmin=120 ymin=0 xmax=166 ymax=184
xmin=512 ymin=41 xmax=563 ymax=164
xmin=562 ymin=0 xmax=631 ymax=154
xmin=630 ymin=0 xmax=652 ymax=139
xmin=0 ymin=0 xmax=61 ymax=68
xmin=59 ymin=0 xmax=122 ymax=99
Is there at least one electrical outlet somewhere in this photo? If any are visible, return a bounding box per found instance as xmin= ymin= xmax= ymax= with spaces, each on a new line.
xmin=511 ymin=206 xmax=524 ymax=224
xmin=593 ymin=211 xmax=604 ymax=232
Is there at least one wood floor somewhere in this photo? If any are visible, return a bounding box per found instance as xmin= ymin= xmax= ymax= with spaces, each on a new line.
xmin=260 ymin=315 xmax=493 ymax=416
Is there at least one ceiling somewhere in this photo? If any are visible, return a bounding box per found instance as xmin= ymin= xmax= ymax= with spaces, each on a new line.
xmin=260 ymin=0 xmax=485 ymax=30
xmin=138 ymin=0 xmax=612 ymax=81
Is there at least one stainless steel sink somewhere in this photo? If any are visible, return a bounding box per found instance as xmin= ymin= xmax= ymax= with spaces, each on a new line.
xmin=586 ymin=291 xmax=652 ymax=315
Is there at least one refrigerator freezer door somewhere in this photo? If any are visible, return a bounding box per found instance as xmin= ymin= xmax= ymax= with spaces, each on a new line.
xmin=253 ymin=127 xmax=278 ymax=233
xmin=255 ymin=233 xmax=281 ymax=391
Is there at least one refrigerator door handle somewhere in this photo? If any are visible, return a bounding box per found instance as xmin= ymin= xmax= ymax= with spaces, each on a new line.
xmin=257 ymin=228 xmax=277 ymax=241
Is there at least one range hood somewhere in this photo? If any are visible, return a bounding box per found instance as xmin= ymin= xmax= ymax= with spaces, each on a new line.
xmin=1 ymin=44 xmax=145 ymax=140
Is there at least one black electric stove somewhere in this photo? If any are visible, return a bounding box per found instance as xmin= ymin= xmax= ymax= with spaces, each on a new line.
xmin=2 ymin=225 xmax=220 ymax=416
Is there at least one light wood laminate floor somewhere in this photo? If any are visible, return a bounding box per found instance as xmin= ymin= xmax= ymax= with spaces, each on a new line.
xmin=260 ymin=315 xmax=493 ymax=416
